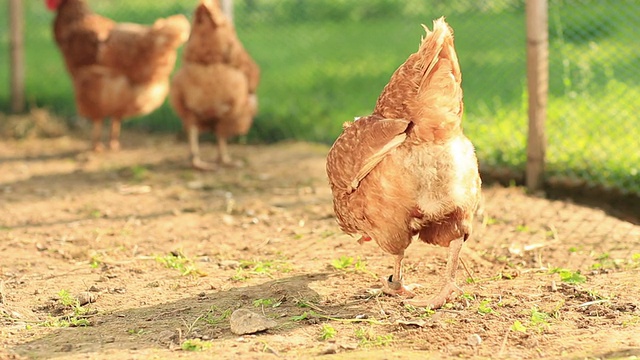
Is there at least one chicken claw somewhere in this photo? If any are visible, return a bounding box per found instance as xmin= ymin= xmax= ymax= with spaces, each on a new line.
xmin=191 ymin=158 xmax=218 ymax=171
xmin=379 ymin=275 xmax=420 ymax=298
xmin=403 ymin=281 xmax=462 ymax=309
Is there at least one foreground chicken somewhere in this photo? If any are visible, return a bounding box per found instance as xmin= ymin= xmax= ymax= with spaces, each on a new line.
xmin=46 ymin=0 xmax=190 ymax=151
xmin=326 ymin=18 xmax=481 ymax=309
xmin=170 ymin=0 xmax=260 ymax=170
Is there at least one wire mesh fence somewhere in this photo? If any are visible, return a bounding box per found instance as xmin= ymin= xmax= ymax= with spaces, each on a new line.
xmin=0 ymin=0 xmax=638 ymax=196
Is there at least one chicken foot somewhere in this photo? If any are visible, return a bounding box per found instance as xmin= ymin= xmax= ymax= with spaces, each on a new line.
xmin=380 ymin=252 xmax=421 ymax=298
xmin=188 ymin=125 xmax=217 ymax=171
xmin=404 ymin=237 xmax=464 ymax=309
xmin=91 ymin=119 xmax=105 ymax=152
xmin=109 ymin=118 xmax=121 ymax=151
xmin=216 ymin=136 xmax=244 ymax=167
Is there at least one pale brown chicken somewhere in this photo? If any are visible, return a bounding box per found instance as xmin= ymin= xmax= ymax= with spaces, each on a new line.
xmin=326 ymin=18 xmax=481 ymax=309
xmin=46 ymin=0 xmax=190 ymax=151
xmin=170 ymin=0 xmax=260 ymax=170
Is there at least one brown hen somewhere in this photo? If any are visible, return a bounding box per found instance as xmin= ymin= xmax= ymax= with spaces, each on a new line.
xmin=46 ymin=0 xmax=190 ymax=151
xmin=326 ymin=18 xmax=481 ymax=309
xmin=170 ymin=0 xmax=260 ymax=170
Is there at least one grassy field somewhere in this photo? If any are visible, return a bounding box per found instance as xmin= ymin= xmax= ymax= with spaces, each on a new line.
xmin=0 ymin=0 xmax=638 ymax=193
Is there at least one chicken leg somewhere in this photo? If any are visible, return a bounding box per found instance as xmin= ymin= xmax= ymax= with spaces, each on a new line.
xmin=379 ymin=252 xmax=420 ymax=297
xmin=404 ymin=237 xmax=464 ymax=309
xmin=109 ymin=118 xmax=122 ymax=151
xmin=91 ymin=119 xmax=105 ymax=152
xmin=216 ymin=136 xmax=243 ymax=167
xmin=188 ymin=124 xmax=217 ymax=171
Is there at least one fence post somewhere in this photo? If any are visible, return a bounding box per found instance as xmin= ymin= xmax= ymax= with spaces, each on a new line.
xmin=221 ymin=0 xmax=234 ymax=24
xmin=525 ymin=0 xmax=548 ymax=191
xmin=9 ymin=0 xmax=25 ymax=113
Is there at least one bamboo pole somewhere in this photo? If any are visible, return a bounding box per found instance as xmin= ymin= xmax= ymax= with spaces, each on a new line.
xmin=525 ymin=0 xmax=549 ymax=191
xmin=221 ymin=0 xmax=234 ymax=24
xmin=9 ymin=0 xmax=25 ymax=113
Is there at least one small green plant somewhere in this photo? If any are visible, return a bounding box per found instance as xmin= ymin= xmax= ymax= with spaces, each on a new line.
xmin=129 ymin=165 xmax=149 ymax=182
xmin=155 ymin=253 xmax=206 ymax=277
xmin=515 ymin=224 xmax=530 ymax=233
xmin=127 ymin=328 xmax=146 ymax=336
xmin=57 ymin=290 xmax=76 ymax=307
xmin=550 ymin=268 xmax=586 ymax=284
xmin=403 ymin=303 xmax=435 ymax=318
xmin=477 ymin=299 xmax=494 ymax=315
xmin=331 ymin=256 xmax=354 ymax=270
xmin=181 ymin=339 xmax=213 ymax=351
xmin=201 ymin=306 xmax=232 ymax=326
xmin=529 ymin=306 xmax=551 ymax=332
xmin=354 ymin=327 xmax=393 ymax=347
xmin=253 ymin=298 xmax=282 ymax=308
xmin=291 ymin=311 xmax=313 ymax=321
xmin=511 ymin=320 xmax=527 ymax=333
xmin=319 ymin=324 xmax=337 ymax=340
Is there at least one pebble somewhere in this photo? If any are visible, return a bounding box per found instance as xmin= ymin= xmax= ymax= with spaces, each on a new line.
xmin=229 ymin=309 xmax=277 ymax=335
xmin=467 ymin=333 xmax=482 ymax=346
xmin=76 ymin=292 xmax=97 ymax=306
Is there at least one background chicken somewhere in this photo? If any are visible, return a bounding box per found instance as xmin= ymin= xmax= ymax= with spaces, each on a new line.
xmin=170 ymin=0 xmax=260 ymax=170
xmin=326 ymin=18 xmax=481 ymax=309
xmin=46 ymin=0 xmax=190 ymax=151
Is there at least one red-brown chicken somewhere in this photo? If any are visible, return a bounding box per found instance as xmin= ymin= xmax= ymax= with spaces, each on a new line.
xmin=326 ymin=18 xmax=481 ymax=309
xmin=170 ymin=0 xmax=260 ymax=170
xmin=46 ymin=0 xmax=190 ymax=151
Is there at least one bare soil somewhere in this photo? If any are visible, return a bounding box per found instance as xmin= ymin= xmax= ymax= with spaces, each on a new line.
xmin=1 ymin=131 xmax=639 ymax=360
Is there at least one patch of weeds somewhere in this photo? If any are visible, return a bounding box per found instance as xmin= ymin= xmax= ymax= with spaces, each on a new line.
xmin=622 ymin=315 xmax=640 ymax=328
xmin=354 ymin=327 xmax=393 ymax=347
xmin=319 ymin=324 xmax=337 ymax=340
xmin=127 ymin=328 xmax=146 ymax=336
xmin=236 ymin=259 xmax=293 ymax=279
xmin=331 ymin=256 xmax=354 ymax=270
xmin=515 ymin=224 xmax=530 ymax=233
xmin=477 ymin=299 xmax=494 ymax=315
xmin=529 ymin=306 xmax=551 ymax=332
xmin=39 ymin=290 xmax=93 ymax=328
xmin=550 ymin=267 xmax=586 ymax=284
xmin=403 ymin=304 xmax=435 ymax=318
xmin=291 ymin=311 xmax=312 ymax=321
xmin=331 ymin=256 xmax=376 ymax=278
xmin=155 ymin=252 xmax=206 ymax=277
xmin=511 ymin=320 xmax=528 ymax=333
xmin=89 ymin=255 xmax=102 ymax=269
xmin=120 ymin=165 xmax=149 ymax=182
xmin=200 ymin=306 xmax=232 ymax=327
xmin=181 ymin=339 xmax=213 ymax=351
xmin=629 ymin=253 xmax=640 ymax=269
xmin=88 ymin=209 xmax=103 ymax=219
xmin=253 ymin=298 xmax=282 ymax=308
xmin=319 ymin=230 xmax=335 ymax=239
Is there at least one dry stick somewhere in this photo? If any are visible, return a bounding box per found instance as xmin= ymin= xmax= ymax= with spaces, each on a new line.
xmin=460 ymin=258 xmax=475 ymax=283
xmin=498 ymin=327 xmax=510 ymax=357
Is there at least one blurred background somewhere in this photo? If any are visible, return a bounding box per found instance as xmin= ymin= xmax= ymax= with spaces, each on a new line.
xmin=1 ymin=0 xmax=639 ymax=198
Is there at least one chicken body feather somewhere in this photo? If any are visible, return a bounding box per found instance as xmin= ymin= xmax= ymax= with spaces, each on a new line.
xmin=49 ymin=0 xmax=190 ymax=150
xmin=326 ymin=18 xmax=481 ymax=308
xmin=169 ymin=0 xmax=260 ymax=170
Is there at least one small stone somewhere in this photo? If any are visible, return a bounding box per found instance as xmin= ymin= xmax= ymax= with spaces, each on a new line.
xmin=219 ymin=260 xmax=240 ymax=270
xmin=467 ymin=333 xmax=482 ymax=346
xmin=319 ymin=344 xmax=338 ymax=355
xmin=88 ymin=285 xmax=101 ymax=292
xmin=229 ymin=309 xmax=277 ymax=335
xmin=104 ymin=337 xmax=116 ymax=343
xmin=76 ymin=292 xmax=97 ymax=306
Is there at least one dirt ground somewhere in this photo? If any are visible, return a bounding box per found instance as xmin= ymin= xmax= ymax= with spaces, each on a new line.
xmin=1 ymin=130 xmax=639 ymax=360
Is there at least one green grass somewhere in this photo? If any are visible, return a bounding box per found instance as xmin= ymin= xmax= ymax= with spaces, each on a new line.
xmin=0 ymin=0 xmax=638 ymax=193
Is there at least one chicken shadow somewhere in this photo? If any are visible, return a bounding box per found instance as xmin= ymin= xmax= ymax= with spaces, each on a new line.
xmin=10 ymin=272 xmax=368 ymax=359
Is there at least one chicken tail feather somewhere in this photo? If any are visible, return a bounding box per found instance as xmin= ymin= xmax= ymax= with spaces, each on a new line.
xmin=374 ymin=17 xmax=463 ymax=142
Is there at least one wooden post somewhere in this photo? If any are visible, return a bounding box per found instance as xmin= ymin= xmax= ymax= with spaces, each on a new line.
xmin=221 ymin=0 xmax=234 ymax=24
xmin=9 ymin=0 xmax=25 ymax=113
xmin=525 ymin=0 xmax=548 ymax=191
